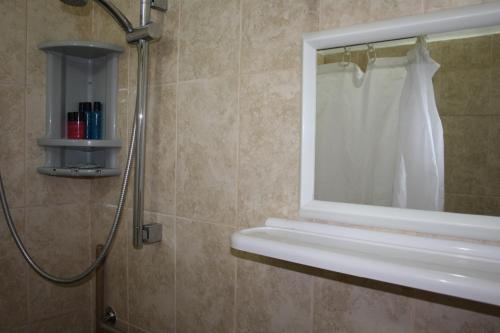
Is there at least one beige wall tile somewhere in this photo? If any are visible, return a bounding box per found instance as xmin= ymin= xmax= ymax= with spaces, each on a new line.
xmin=488 ymin=118 xmax=500 ymax=197
xmin=6 ymin=327 xmax=29 ymax=333
xmin=0 ymin=209 xmax=27 ymax=331
xmin=313 ymin=274 xmax=413 ymax=333
xmin=319 ymin=0 xmax=371 ymax=30
xmin=144 ymin=84 xmax=176 ymax=215
xmin=92 ymin=0 xmax=130 ymax=90
xmin=425 ymin=0 xmax=454 ymax=12
xmin=241 ymin=0 xmax=319 ymax=74
xmin=489 ymin=67 xmax=500 ymax=114
xmin=24 ymin=158 xmax=92 ymax=207
xmin=178 ymin=0 xmax=240 ymax=81
xmin=128 ymin=211 xmax=175 ymax=333
xmin=176 ymin=219 xmax=235 ymax=333
xmin=321 ymin=0 xmax=425 ymax=28
xmin=24 ymin=85 xmax=45 ymax=164
xmin=0 ymin=85 xmax=25 ymax=208
xmin=0 ymin=0 xmax=26 ymax=85
xmin=452 ymin=0 xmax=487 ymax=6
xmin=443 ymin=116 xmax=490 ymax=196
xmin=238 ymin=70 xmax=301 ymax=227
xmin=236 ymin=255 xmax=312 ymax=333
xmin=29 ymin=310 xmax=91 ymax=333
xmin=445 ymin=194 xmax=500 ymax=216
xmin=25 ymin=204 xmax=91 ymax=321
xmin=104 ymin=85 xmax=174 ymax=214
xmin=91 ymin=204 xmax=129 ymax=323
xmin=436 ymin=70 xmax=490 ymax=116
xmin=92 ymin=0 xmax=131 ymax=46
xmin=26 ymin=0 xmax=91 ymax=88
xmin=434 ymin=36 xmax=492 ymax=72
xmin=91 ymin=89 xmax=130 ymax=206
xmin=370 ymin=0 xmax=424 ymax=20
xmin=445 ymin=193 xmax=490 ymax=215
xmin=129 ymin=324 xmax=150 ymax=333
xmin=149 ymin=0 xmax=180 ymax=85
xmin=176 ymin=77 xmax=238 ymax=225
xmin=414 ymin=298 xmax=500 ymax=332
xmin=485 ymin=196 xmax=500 ymax=216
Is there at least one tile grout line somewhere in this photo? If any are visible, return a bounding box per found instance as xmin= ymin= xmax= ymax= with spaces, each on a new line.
xmin=173 ymin=0 xmax=182 ymax=331
xmin=24 ymin=0 xmax=30 ymax=326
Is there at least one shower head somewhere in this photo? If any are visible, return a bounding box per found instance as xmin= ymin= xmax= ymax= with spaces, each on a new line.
xmin=61 ymin=0 xmax=89 ymax=6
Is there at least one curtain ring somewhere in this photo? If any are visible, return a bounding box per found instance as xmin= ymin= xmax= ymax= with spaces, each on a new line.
xmin=340 ymin=47 xmax=351 ymax=67
xmin=417 ymin=35 xmax=428 ymax=48
xmin=367 ymin=44 xmax=376 ymax=63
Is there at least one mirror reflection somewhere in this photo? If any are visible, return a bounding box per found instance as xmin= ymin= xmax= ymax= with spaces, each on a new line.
xmin=315 ymin=26 xmax=500 ymax=216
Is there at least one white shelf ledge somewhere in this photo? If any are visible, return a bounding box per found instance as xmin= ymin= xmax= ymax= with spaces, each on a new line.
xmin=38 ymin=40 xmax=124 ymax=58
xmin=231 ymin=218 xmax=500 ymax=306
xmin=37 ymin=138 xmax=122 ymax=150
xmin=37 ymin=167 xmax=120 ymax=178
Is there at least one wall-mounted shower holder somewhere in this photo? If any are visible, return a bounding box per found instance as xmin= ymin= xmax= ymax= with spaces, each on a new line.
xmin=126 ymin=22 xmax=162 ymax=43
xmin=142 ymin=223 xmax=162 ymax=244
xmin=151 ymin=0 xmax=168 ymax=11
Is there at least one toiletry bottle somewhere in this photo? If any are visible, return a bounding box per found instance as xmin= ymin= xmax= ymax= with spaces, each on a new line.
xmin=90 ymin=102 xmax=103 ymax=139
xmin=80 ymin=102 xmax=92 ymax=139
xmin=67 ymin=111 xmax=85 ymax=139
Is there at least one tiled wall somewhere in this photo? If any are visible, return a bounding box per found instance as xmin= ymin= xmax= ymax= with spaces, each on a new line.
xmin=0 ymin=1 xmax=94 ymax=332
xmin=318 ymin=34 xmax=500 ymax=217
xmin=1 ymin=1 xmax=500 ymax=333
xmin=432 ymin=36 xmax=500 ymax=216
xmin=91 ymin=0 xmax=500 ymax=332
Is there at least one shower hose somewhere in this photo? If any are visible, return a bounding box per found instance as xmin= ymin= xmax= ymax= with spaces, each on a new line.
xmin=0 ymin=110 xmax=138 ymax=285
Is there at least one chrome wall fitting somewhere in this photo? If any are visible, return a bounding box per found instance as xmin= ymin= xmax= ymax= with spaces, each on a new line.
xmin=142 ymin=223 xmax=163 ymax=244
xmin=103 ymin=306 xmax=117 ymax=326
xmin=151 ymin=0 xmax=168 ymax=11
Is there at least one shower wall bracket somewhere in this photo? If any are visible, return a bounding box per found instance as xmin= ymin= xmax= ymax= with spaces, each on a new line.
xmin=142 ymin=223 xmax=163 ymax=244
xmin=151 ymin=0 xmax=168 ymax=11
xmin=37 ymin=41 xmax=124 ymax=177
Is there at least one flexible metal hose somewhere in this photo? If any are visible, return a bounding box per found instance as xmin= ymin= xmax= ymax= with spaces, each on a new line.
xmin=0 ymin=118 xmax=137 ymax=284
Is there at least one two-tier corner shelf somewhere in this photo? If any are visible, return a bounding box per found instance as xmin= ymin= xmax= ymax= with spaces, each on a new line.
xmin=37 ymin=41 xmax=124 ymax=177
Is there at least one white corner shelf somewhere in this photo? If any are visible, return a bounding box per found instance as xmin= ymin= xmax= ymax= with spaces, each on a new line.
xmin=37 ymin=40 xmax=124 ymax=178
xmin=231 ymin=218 xmax=500 ymax=306
xmin=37 ymin=138 xmax=122 ymax=150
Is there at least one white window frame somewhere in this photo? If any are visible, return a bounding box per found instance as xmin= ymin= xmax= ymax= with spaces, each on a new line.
xmin=300 ymin=3 xmax=500 ymax=241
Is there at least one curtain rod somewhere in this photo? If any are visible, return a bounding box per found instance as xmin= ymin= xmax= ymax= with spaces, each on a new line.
xmin=318 ymin=25 xmax=500 ymax=55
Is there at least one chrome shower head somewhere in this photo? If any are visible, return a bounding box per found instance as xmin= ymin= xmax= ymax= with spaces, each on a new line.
xmin=61 ymin=0 xmax=89 ymax=6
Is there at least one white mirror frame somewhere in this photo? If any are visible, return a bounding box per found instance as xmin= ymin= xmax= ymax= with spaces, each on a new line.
xmin=300 ymin=3 xmax=500 ymax=241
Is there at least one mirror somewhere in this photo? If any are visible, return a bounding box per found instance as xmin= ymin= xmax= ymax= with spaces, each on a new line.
xmin=314 ymin=26 xmax=500 ymax=217
xmin=300 ymin=3 xmax=500 ymax=240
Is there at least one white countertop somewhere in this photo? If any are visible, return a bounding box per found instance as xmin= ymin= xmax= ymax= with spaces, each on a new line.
xmin=231 ymin=218 xmax=500 ymax=306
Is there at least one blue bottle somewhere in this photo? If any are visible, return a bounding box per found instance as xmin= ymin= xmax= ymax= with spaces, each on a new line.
xmin=79 ymin=102 xmax=92 ymax=139
xmin=90 ymin=102 xmax=103 ymax=139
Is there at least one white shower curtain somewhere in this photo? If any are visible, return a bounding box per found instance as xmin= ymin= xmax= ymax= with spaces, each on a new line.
xmin=392 ymin=43 xmax=444 ymax=211
xmin=315 ymin=42 xmax=444 ymax=211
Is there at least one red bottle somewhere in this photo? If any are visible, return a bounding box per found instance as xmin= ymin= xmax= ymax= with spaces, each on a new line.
xmin=67 ymin=112 xmax=85 ymax=139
